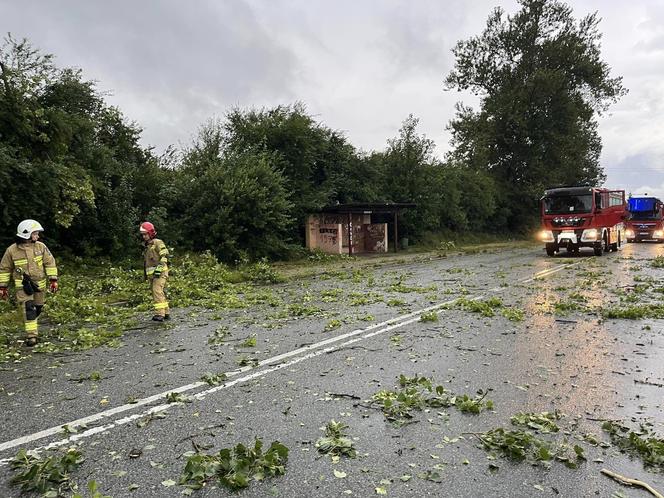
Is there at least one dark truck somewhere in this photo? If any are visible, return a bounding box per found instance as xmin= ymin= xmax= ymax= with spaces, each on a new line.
xmin=625 ymin=195 xmax=664 ymax=242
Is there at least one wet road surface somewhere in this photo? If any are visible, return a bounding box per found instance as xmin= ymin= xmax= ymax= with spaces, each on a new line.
xmin=1 ymin=243 xmax=663 ymax=497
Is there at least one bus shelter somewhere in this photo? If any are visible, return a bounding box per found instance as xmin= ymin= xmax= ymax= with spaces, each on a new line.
xmin=305 ymin=203 xmax=416 ymax=255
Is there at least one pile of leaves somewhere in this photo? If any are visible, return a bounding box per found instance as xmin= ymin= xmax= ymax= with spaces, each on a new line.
xmin=10 ymin=448 xmax=85 ymax=496
xmin=650 ymin=256 xmax=664 ymax=269
xmin=602 ymin=421 xmax=664 ymax=470
xmin=475 ymin=412 xmax=585 ymax=469
xmin=601 ymin=303 xmax=664 ymax=320
xmin=510 ymin=411 xmax=562 ymax=433
xmin=179 ymin=439 xmax=289 ymax=491
xmin=370 ymin=375 xmax=493 ymax=424
xmin=315 ymin=420 xmax=357 ymax=459
xmin=452 ymin=297 xmax=502 ymax=317
xmin=419 ymin=311 xmax=438 ymax=322
xmin=477 ymin=428 xmax=585 ymax=469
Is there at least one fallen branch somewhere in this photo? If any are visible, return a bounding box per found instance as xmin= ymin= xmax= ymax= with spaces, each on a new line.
xmin=326 ymin=393 xmax=361 ymax=400
xmin=634 ymin=379 xmax=664 ymax=388
xmin=600 ymin=468 xmax=664 ymax=498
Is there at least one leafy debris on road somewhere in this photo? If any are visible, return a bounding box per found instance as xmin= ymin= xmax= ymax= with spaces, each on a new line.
xmin=316 ymin=420 xmax=357 ymax=459
xmin=510 ymin=411 xmax=563 ymax=433
xmin=419 ymin=311 xmax=438 ymax=322
xmin=179 ymin=439 xmax=289 ymax=491
xmin=200 ymin=372 xmax=228 ymax=386
xmin=602 ymin=421 xmax=664 ymax=470
xmin=370 ymin=375 xmax=493 ymax=424
xmin=452 ymin=296 xmax=503 ymax=317
xmin=166 ymin=392 xmax=193 ymax=403
xmin=473 ymin=427 xmax=586 ymax=469
xmin=136 ymin=411 xmax=167 ymax=428
xmin=10 ymin=448 xmax=84 ymax=496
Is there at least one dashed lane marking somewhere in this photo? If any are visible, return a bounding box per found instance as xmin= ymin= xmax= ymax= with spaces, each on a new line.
xmin=0 ymin=259 xmax=580 ymax=463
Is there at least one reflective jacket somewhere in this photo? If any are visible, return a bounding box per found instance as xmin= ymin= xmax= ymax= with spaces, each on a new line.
xmin=144 ymin=238 xmax=169 ymax=278
xmin=0 ymin=241 xmax=58 ymax=291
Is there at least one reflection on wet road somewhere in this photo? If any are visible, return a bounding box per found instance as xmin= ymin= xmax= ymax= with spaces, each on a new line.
xmin=0 ymin=242 xmax=663 ymax=497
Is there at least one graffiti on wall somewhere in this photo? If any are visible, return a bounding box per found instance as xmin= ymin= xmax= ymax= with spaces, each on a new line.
xmin=318 ymin=224 xmax=341 ymax=253
xmin=364 ymin=223 xmax=387 ymax=252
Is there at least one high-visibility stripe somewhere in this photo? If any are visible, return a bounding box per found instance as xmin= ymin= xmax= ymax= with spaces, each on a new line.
xmin=13 ymin=259 xmax=28 ymax=266
xmin=45 ymin=267 xmax=58 ymax=277
xmin=154 ymin=302 xmax=169 ymax=310
xmin=0 ymin=272 xmax=10 ymax=283
xmin=24 ymin=320 xmax=38 ymax=331
xmin=159 ymin=249 xmax=169 ymax=255
xmin=37 ymin=280 xmax=47 ymax=289
xmin=34 ymin=256 xmax=43 ymax=265
xmin=14 ymin=280 xmax=22 ymax=287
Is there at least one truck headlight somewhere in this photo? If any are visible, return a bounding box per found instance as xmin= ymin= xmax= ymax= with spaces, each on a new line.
xmin=539 ymin=230 xmax=554 ymax=243
xmin=655 ymin=230 xmax=663 ymax=238
xmin=581 ymin=229 xmax=598 ymax=242
xmin=626 ymin=229 xmax=634 ymax=238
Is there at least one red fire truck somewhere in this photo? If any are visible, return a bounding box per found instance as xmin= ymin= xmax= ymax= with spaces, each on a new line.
xmin=539 ymin=186 xmax=626 ymax=256
xmin=625 ymin=195 xmax=664 ymax=242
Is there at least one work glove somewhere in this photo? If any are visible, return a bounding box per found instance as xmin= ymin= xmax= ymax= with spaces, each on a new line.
xmin=0 ymin=287 xmax=7 ymax=300
xmin=49 ymin=280 xmax=59 ymax=293
xmin=154 ymin=266 xmax=163 ymax=278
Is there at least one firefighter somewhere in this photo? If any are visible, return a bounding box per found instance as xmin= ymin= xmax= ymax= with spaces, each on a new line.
xmin=0 ymin=220 xmax=58 ymax=346
xmin=140 ymin=222 xmax=170 ymax=322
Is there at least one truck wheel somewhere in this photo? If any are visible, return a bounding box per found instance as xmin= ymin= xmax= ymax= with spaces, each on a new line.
xmin=594 ymin=242 xmax=603 ymax=256
xmin=545 ymin=244 xmax=556 ymax=257
xmin=603 ymin=234 xmax=610 ymax=253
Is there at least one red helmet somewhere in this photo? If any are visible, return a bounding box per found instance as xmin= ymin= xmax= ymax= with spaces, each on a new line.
xmin=139 ymin=222 xmax=156 ymax=239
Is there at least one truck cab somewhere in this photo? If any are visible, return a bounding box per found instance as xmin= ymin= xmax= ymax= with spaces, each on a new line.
xmin=625 ymin=195 xmax=664 ymax=242
xmin=539 ymin=186 xmax=626 ymax=256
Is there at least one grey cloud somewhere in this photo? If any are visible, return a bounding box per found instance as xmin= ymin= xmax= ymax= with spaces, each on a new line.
xmin=2 ymin=0 xmax=299 ymax=148
xmin=1 ymin=0 xmax=662 ymax=196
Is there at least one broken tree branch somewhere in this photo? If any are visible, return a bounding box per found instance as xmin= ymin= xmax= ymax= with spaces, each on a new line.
xmin=634 ymin=379 xmax=664 ymax=388
xmin=600 ymin=468 xmax=664 ymax=498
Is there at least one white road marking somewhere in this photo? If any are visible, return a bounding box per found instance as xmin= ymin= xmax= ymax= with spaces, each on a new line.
xmin=0 ymin=259 xmax=579 ymax=463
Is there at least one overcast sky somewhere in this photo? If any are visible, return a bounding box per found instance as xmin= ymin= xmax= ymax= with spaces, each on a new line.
xmin=2 ymin=0 xmax=663 ymax=197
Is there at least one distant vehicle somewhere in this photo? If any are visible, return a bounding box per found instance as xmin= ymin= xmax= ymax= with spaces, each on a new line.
xmin=539 ymin=186 xmax=626 ymax=256
xmin=624 ymin=195 xmax=664 ymax=242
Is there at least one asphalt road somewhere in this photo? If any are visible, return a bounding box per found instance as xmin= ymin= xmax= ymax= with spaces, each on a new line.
xmin=1 ymin=243 xmax=663 ymax=498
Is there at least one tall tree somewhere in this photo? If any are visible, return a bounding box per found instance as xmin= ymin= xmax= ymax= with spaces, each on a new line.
xmin=172 ymin=120 xmax=294 ymax=262
xmin=0 ymin=35 xmax=161 ymax=255
xmin=223 ymin=103 xmax=356 ymax=237
xmin=445 ymin=0 xmax=627 ymax=229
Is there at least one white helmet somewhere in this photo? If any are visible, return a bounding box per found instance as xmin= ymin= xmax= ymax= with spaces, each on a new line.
xmin=16 ymin=219 xmax=44 ymax=240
